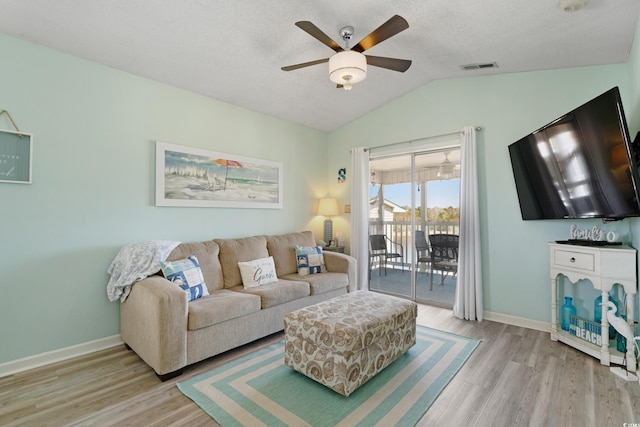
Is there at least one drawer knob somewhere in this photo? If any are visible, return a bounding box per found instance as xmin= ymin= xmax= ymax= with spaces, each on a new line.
xmin=570 ymin=257 xmax=576 ymax=263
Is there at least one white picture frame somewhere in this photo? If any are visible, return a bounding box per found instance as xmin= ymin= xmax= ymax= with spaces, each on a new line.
xmin=155 ymin=141 xmax=283 ymax=209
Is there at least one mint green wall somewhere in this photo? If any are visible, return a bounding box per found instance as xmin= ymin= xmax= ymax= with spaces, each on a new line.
xmin=3 ymin=21 xmax=640 ymax=365
xmin=0 ymin=34 xmax=329 ymax=364
xmin=327 ymin=64 xmax=636 ymax=323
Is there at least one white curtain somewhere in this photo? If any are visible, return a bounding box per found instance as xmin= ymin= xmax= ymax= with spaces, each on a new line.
xmin=350 ymin=147 xmax=370 ymax=291
xmin=454 ymin=126 xmax=484 ymax=321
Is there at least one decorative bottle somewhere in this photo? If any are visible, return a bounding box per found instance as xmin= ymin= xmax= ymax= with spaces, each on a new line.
xmin=594 ymin=293 xmax=620 ymax=338
xmin=561 ymin=296 xmax=577 ymax=331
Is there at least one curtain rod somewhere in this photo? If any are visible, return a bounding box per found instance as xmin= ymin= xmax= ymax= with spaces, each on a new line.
xmin=365 ymin=126 xmax=482 ymax=153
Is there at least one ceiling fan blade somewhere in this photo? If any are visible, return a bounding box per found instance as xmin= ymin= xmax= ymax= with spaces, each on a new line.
xmin=295 ymin=21 xmax=344 ymax=53
xmin=281 ymin=58 xmax=329 ymax=71
xmin=352 ymin=15 xmax=409 ymax=53
xmin=366 ymin=55 xmax=412 ymax=72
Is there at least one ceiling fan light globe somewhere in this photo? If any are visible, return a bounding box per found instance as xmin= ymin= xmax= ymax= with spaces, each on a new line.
xmin=329 ymin=51 xmax=367 ymax=85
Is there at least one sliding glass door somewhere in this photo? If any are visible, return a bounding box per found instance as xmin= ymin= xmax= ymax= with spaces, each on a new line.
xmin=368 ymin=148 xmax=460 ymax=307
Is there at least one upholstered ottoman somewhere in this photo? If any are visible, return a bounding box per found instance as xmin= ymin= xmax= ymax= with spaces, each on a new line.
xmin=283 ymin=291 xmax=417 ymax=396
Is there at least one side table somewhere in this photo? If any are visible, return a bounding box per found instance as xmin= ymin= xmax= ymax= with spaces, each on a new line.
xmin=549 ymin=242 xmax=637 ymax=372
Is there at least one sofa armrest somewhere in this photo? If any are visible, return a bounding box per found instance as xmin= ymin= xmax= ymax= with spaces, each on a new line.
xmin=120 ymin=275 xmax=188 ymax=376
xmin=323 ymin=251 xmax=357 ymax=292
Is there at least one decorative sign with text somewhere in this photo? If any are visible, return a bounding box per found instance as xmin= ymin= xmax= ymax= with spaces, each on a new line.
xmin=569 ymin=224 xmax=618 ymax=243
xmin=0 ymin=129 xmax=32 ymax=184
xmin=568 ymin=314 xmax=602 ymax=346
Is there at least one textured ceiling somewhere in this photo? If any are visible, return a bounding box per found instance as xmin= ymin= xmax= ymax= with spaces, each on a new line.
xmin=0 ymin=1 xmax=638 ymax=132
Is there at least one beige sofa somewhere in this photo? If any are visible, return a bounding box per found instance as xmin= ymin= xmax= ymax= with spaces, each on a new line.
xmin=120 ymin=231 xmax=356 ymax=380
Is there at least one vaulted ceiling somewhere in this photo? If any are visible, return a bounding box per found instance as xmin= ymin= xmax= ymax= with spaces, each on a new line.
xmin=0 ymin=1 xmax=638 ymax=132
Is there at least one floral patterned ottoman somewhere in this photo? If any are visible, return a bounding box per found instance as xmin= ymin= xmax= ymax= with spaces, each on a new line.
xmin=283 ymin=291 xmax=417 ymax=396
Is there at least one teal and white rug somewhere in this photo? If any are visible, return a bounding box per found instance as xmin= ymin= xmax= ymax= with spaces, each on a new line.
xmin=177 ymin=325 xmax=479 ymax=427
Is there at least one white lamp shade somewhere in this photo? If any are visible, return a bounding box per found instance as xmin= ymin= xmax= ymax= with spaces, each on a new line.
xmin=317 ymin=198 xmax=339 ymax=216
xmin=329 ymin=51 xmax=367 ymax=84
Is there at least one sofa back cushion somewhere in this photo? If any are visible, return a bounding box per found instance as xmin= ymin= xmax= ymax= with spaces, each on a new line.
xmin=168 ymin=240 xmax=224 ymax=292
xmin=215 ymin=235 xmax=269 ymax=288
xmin=266 ymin=231 xmax=316 ymax=277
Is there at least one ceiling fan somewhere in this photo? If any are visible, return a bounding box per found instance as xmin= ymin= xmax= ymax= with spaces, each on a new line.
xmin=281 ymin=15 xmax=412 ymax=91
xmin=437 ymin=152 xmax=460 ymax=180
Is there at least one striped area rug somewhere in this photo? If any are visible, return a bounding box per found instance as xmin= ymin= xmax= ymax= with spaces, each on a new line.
xmin=177 ymin=325 xmax=479 ymax=427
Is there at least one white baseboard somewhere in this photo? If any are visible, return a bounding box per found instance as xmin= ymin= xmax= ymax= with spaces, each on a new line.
xmin=484 ymin=310 xmax=550 ymax=333
xmin=0 ymin=312 xmax=550 ymax=378
xmin=0 ymin=335 xmax=123 ymax=378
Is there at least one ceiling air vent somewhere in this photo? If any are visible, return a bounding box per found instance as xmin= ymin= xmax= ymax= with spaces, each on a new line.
xmin=460 ymin=62 xmax=498 ymax=71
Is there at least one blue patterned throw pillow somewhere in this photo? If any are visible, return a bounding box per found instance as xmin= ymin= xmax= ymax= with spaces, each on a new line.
xmin=295 ymin=245 xmax=327 ymax=276
xmin=160 ymin=254 xmax=209 ymax=301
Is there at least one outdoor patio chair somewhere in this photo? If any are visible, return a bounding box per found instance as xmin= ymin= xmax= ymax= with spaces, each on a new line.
xmin=428 ymin=234 xmax=459 ymax=291
xmin=369 ymin=234 xmax=404 ymax=276
xmin=415 ymin=230 xmax=432 ymax=278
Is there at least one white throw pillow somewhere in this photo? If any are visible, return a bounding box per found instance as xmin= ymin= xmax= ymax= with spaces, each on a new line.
xmin=238 ymin=256 xmax=278 ymax=288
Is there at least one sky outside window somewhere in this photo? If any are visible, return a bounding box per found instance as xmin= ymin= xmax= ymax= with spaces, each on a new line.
xmin=369 ymin=179 xmax=460 ymax=208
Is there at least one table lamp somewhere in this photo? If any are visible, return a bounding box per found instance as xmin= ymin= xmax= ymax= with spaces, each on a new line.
xmin=317 ymin=198 xmax=338 ymax=244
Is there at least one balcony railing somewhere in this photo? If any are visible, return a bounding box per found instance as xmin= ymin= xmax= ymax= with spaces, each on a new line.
xmin=368 ymin=220 xmax=459 ymax=270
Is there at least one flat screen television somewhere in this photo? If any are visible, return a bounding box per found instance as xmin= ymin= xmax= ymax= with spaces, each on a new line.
xmin=508 ymin=87 xmax=640 ymax=220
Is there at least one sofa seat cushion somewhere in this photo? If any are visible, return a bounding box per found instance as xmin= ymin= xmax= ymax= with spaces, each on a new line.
xmin=230 ymin=280 xmax=310 ymax=309
xmin=279 ymin=272 xmax=348 ymax=295
xmin=187 ymin=289 xmax=261 ymax=331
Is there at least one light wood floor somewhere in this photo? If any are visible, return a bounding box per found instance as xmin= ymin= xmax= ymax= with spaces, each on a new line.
xmin=2 ymin=304 xmax=639 ymax=426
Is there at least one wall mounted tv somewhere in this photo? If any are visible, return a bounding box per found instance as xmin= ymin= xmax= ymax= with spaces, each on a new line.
xmin=508 ymin=87 xmax=640 ymax=221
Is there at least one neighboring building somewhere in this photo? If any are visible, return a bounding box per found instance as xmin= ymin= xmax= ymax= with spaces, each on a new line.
xmin=369 ymin=198 xmax=407 ymax=221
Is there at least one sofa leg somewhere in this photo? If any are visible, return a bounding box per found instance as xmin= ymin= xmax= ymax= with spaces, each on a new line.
xmin=156 ymin=369 xmax=183 ymax=382
xmin=123 ymin=342 xmax=182 ymax=381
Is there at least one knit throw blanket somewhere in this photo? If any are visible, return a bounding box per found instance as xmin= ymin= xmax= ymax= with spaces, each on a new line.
xmin=106 ymin=240 xmax=180 ymax=302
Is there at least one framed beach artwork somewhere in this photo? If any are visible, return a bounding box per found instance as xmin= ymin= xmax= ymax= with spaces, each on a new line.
xmin=0 ymin=128 xmax=33 ymax=184
xmin=155 ymin=142 xmax=283 ymax=209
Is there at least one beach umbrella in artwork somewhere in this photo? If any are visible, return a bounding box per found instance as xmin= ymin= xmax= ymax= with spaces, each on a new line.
xmin=211 ymin=158 xmax=242 ymax=190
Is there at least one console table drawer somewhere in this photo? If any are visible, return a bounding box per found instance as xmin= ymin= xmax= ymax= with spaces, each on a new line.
xmin=552 ymin=249 xmax=595 ymax=271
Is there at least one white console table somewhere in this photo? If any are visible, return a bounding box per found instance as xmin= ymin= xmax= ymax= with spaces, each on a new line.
xmin=549 ymin=242 xmax=637 ymax=372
